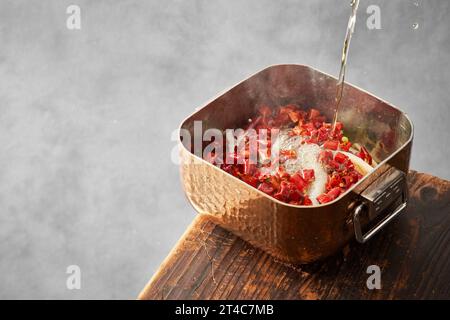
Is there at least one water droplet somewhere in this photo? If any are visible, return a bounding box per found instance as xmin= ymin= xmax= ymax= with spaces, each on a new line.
xmin=412 ymin=22 xmax=419 ymax=30
xmin=413 ymin=2 xmax=419 ymax=7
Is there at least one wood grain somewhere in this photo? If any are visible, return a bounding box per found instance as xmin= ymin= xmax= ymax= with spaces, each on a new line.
xmin=138 ymin=171 xmax=450 ymax=300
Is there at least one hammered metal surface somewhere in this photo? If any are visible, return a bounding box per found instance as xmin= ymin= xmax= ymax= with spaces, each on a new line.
xmin=179 ymin=65 xmax=413 ymax=264
xmin=181 ymin=146 xmax=361 ymax=263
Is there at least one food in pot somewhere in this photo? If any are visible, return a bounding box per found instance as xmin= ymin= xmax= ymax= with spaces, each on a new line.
xmin=205 ymin=105 xmax=374 ymax=205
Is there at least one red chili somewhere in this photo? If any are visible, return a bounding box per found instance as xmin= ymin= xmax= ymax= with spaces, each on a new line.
xmin=323 ymin=140 xmax=339 ymax=150
xmin=206 ymin=105 xmax=371 ymax=206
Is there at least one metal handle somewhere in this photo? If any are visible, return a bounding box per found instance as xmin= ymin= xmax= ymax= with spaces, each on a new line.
xmin=353 ymin=194 xmax=407 ymax=243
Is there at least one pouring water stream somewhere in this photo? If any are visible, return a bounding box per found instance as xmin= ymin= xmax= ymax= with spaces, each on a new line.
xmin=331 ymin=0 xmax=360 ymax=132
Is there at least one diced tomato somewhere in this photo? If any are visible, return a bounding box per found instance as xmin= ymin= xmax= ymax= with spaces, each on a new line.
xmin=290 ymin=173 xmax=307 ymax=191
xmin=287 ymin=111 xmax=301 ymax=123
xmin=290 ymin=125 xmax=303 ymax=136
xmin=327 ymin=187 xmax=341 ymax=200
xmin=280 ymin=149 xmax=297 ymax=159
xmin=343 ymin=159 xmax=355 ymax=171
xmin=357 ymin=146 xmax=373 ymax=165
xmin=334 ymin=122 xmax=343 ymax=132
xmin=258 ymin=182 xmax=274 ymax=194
xmin=289 ymin=188 xmax=303 ymax=202
xmin=317 ymin=126 xmax=329 ymax=142
xmin=326 ymin=174 xmax=341 ymax=190
xmin=276 ymin=166 xmax=290 ymax=180
xmin=309 ymin=109 xmax=321 ymax=120
xmin=317 ymin=187 xmax=341 ymax=204
xmin=266 ymin=175 xmax=280 ymax=191
xmin=334 ymin=152 xmax=348 ymax=164
xmin=339 ymin=141 xmax=352 ymax=151
xmin=302 ymin=122 xmax=316 ymax=134
xmin=302 ymin=169 xmax=315 ymax=182
xmin=242 ymin=175 xmax=258 ymax=188
xmin=278 ymin=105 xmax=300 ymax=124
xmin=328 ymin=160 xmax=341 ymax=170
xmin=304 ymin=137 xmax=318 ymax=144
xmin=318 ymin=150 xmax=333 ymax=164
xmin=303 ymin=196 xmax=313 ymax=206
xmin=209 ymin=105 xmax=371 ymax=207
xmin=323 ymin=140 xmax=339 ymax=150
xmin=273 ymin=181 xmax=291 ymax=201
xmin=341 ymin=175 xmax=354 ymax=188
xmin=221 ymin=164 xmax=239 ymax=177
xmin=317 ymin=193 xmax=332 ymax=204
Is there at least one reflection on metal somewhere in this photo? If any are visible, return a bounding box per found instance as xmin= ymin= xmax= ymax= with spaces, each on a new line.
xmin=179 ymin=64 xmax=413 ymax=264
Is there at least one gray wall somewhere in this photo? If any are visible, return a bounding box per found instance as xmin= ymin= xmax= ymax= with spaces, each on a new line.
xmin=0 ymin=0 xmax=448 ymax=299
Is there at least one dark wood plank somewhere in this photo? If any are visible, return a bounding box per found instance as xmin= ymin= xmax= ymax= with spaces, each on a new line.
xmin=138 ymin=171 xmax=450 ymax=300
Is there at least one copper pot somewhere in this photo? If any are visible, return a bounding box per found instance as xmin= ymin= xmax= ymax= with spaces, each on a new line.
xmin=178 ymin=64 xmax=413 ymax=264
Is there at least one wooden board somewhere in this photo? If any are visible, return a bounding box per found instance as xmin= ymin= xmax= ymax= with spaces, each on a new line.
xmin=138 ymin=171 xmax=450 ymax=300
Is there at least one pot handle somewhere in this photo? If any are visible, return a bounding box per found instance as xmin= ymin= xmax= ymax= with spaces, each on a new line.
xmin=353 ymin=167 xmax=408 ymax=243
xmin=353 ymin=195 xmax=407 ymax=243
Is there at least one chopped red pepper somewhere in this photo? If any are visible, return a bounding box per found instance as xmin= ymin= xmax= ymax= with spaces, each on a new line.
xmin=334 ymin=152 xmax=349 ymax=164
xmin=317 ymin=187 xmax=341 ymax=204
xmin=317 ymin=193 xmax=332 ymax=204
xmin=258 ymin=182 xmax=274 ymax=195
xmin=241 ymin=175 xmax=258 ymax=188
xmin=303 ymin=196 xmax=313 ymax=206
xmin=309 ymin=108 xmax=322 ymax=120
xmin=357 ymin=146 xmax=373 ymax=165
xmin=280 ymin=149 xmax=297 ymax=160
xmin=339 ymin=141 xmax=352 ymax=151
xmin=318 ymin=150 xmax=333 ymax=164
xmin=327 ymin=187 xmax=342 ymax=200
xmin=206 ymin=105 xmax=372 ymax=206
xmin=302 ymin=169 xmax=315 ymax=182
xmin=323 ymin=140 xmax=339 ymax=150
xmin=290 ymin=173 xmax=307 ymax=192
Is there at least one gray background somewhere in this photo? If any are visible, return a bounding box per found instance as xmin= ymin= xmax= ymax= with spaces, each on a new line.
xmin=0 ymin=0 xmax=448 ymax=299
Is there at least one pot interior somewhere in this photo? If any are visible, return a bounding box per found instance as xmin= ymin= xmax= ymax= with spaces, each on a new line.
xmin=180 ymin=64 xmax=413 ymax=165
